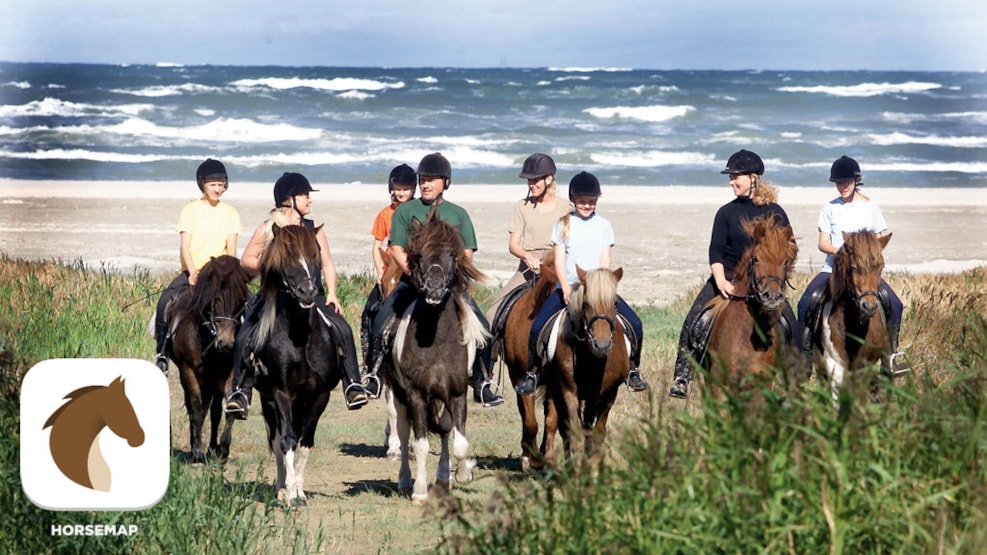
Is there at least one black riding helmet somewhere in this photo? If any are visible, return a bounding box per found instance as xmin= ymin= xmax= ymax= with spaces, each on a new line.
xmin=829 ymin=155 xmax=862 ymax=182
xmin=388 ymin=163 xmax=417 ymax=192
xmin=273 ymin=172 xmax=318 ymax=207
xmin=568 ymin=171 xmax=601 ymax=201
xmin=416 ymin=153 xmax=452 ymax=190
xmin=519 ymin=153 xmax=557 ymax=179
xmin=196 ymin=158 xmax=228 ymax=191
xmin=720 ymin=149 xmax=765 ymax=176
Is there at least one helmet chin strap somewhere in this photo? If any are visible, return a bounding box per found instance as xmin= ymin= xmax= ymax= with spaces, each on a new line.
xmin=290 ymin=196 xmax=305 ymax=222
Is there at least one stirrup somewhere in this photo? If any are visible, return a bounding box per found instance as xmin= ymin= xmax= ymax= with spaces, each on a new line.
xmin=344 ymin=383 xmax=369 ymax=410
xmin=155 ymin=354 xmax=169 ymax=373
xmin=475 ymin=380 xmax=504 ymax=408
xmin=363 ymin=374 xmax=382 ymax=399
xmin=668 ymin=378 xmax=688 ymax=399
xmin=626 ymin=368 xmax=649 ymax=392
xmin=515 ymin=372 xmax=538 ymax=397
xmin=888 ymin=352 xmax=912 ymax=376
xmin=225 ymin=390 xmax=249 ymax=420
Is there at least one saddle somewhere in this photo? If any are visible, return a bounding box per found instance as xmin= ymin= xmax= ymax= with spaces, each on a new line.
xmin=532 ymin=309 xmax=638 ymax=368
xmin=688 ymin=305 xmax=717 ymax=366
xmin=488 ymin=281 xmax=533 ymax=363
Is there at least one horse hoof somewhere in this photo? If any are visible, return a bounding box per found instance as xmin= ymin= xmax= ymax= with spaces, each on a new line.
xmin=291 ymin=496 xmax=307 ymax=508
xmin=411 ymin=493 xmax=429 ymax=505
xmin=386 ymin=449 xmax=401 ymax=461
xmin=455 ymin=458 xmax=476 ymax=483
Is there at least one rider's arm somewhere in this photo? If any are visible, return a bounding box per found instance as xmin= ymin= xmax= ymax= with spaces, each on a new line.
xmin=554 ymin=243 xmax=571 ymax=304
xmin=316 ymin=227 xmax=341 ymax=313
xmin=509 ymin=232 xmax=540 ymax=272
xmin=817 ymin=230 xmax=838 ymax=255
xmin=391 ymin=245 xmax=411 ymax=276
xmin=240 ymin=222 xmax=268 ymax=276
xmin=372 ymin=238 xmax=386 ymax=282
xmin=711 ymin=262 xmax=734 ymax=298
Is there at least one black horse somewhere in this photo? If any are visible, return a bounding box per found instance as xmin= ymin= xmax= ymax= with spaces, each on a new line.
xmin=242 ymin=224 xmax=358 ymax=506
xmin=166 ymin=255 xmax=250 ymax=463
xmin=384 ymin=214 xmax=485 ymax=504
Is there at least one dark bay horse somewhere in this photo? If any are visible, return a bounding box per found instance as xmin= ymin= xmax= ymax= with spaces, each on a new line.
xmin=43 ymin=376 xmax=144 ymax=491
xmin=501 ymin=250 xmax=560 ymax=470
xmin=705 ymin=215 xmax=798 ymax=397
xmin=167 ymin=255 xmax=250 ymax=463
xmin=385 ymin=214 xmax=485 ymax=504
xmin=540 ymin=265 xmax=629 ymax=463
xmin=245 ymin=224 xmax=352 ymax=506
xmin=816 ymin=231 xmax=893 ymax=403
xmin=369 ymin=248 xmax=404 ymax=460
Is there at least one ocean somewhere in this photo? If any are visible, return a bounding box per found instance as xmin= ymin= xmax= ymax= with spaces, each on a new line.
xmin=1 ymin=62 xmax=985 ymax=189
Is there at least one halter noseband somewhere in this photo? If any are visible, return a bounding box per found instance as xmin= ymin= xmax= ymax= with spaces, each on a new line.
xmin=727 ymin=255 xmax=794 ymax=303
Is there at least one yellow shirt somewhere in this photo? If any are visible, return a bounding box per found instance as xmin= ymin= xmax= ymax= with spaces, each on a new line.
xmin=176 ymin=199 xmax=241 ymax=271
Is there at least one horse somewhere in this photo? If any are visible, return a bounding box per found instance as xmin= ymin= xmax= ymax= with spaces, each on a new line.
xmin=815 ymin=231 xmax=893 ymax=403
xmin=367 ymin=248 xmax=405 ymax=461
xmin=244 ymin=224 xmax=354 ymax=506
xmin=500 ymin=249 xmax=561 ymax=470
xmin=704 ymin=215 xmax=798 ymax=398
xmin=384 ymin=214 xmax=484 ymax=504
xmin=166 ymin=255 xmax=250 ymax=463
xmin=538 ymin=265 xmax=629 ymax=463
xmin=43 ymin=376 xmax=145 ymax=491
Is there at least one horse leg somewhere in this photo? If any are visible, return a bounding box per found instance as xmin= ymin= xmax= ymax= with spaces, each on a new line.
xmin=394 ymin=398 xmax=413 ymax=494
xmin=384 ymin=386 xmax=401 ymax=460
xmin=179 ymin=366 xmax=206 ymax=463
xmin=517 ymin=391 xmax=539 ymax=471
xmin=559 ymin=386 xmax=583 ymax=459
xmin=540 ymin=392 xmax=559 ymax=468
xmin=289 ymin=390 xmax=330 ymax=507
xmin=409 ymin=397 xmax=431 ymax=505
xmin=435 ymin=432 xmax=452 ymax=494
xmin=206 ymin=389 xmax=223 ymax=457
xmin=450 ymin=393 xmax=474 ymax=484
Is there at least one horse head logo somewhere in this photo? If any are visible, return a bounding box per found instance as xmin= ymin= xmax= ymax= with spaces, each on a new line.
xmin=42 ymin=376 xmax=145 ymax=492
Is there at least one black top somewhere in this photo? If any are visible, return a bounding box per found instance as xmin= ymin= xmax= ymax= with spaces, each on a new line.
xmin=708 ymin=196 xmax=790 ymax=280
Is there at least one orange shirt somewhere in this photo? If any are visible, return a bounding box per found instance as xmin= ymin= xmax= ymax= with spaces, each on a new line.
xmin=371 ymin=203 xmax=397 ymax=245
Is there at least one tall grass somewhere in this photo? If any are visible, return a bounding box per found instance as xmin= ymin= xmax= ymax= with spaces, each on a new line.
xmin=2 ymin=255 xmax=985 ymax=553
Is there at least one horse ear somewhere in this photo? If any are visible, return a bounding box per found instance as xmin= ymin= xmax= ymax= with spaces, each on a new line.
xmin=314 ymin=224 xmax=324 ymax=233
xmin=841 ymin=231 xmax=851 ymax=245
xmin=272 ymin=223 xmax=281 ymax=237
xmin=613 ymin=267 xmax=623 ymax=281
xmin=410 ymin=216 xmax=423 ymax=234
xmin=380 ymin=248 xmax=392 ymax=265
xmin=110 ymin=375 xmax=125 ymax=388
xmin=576 ymin=265 xmax=586 ymax=282
xmin=879 ymin=232 xmax=892 ymax=249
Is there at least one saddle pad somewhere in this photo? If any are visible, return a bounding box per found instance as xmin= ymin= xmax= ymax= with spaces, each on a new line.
xmin=536 ymin=310 xmax=566 ymax=366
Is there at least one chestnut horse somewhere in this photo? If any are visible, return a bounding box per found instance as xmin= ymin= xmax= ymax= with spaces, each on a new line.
xmin=704 ymin=215 xmax=798 ymax=397
xmin=815 ymin=231 xmax=893 ymax=403
xmin=542 ymin=265 xmax=629 ymax=463
xmin=166 ymin=255 xmax=250 ymax=463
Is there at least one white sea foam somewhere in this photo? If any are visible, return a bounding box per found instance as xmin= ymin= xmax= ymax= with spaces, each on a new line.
xmin=590 ymin=150 xmax=716 ymax=167
xmin=0 ymin=148 xmax=177 ymax=163
xmin=881 ymin=110 xmax=987 ymax=125
xmin=584 ymin=104 xmax=695 ymax=123
xmin=337 ymin=90 xmax=375 ymax=100
xmin=777 ymin=81 xmax=941 ymax=97
xmin=416 ymin=76 xmax=438 ymax=84
xmin=548 ymin=67 xmax=632 ymax=72
xmin=554 ymin=75 xmax=591 ymax=82
xmin=48 ymin=117 xmax=321 ymax=144
xmin=109 ymin=83 xmax=223 ymax=97
xmin=868 ymin=132 xmax=987 ymax=148
xmin=0 ymin=98 xmax=155 ymax=118
xmin=230 ymin=77 xmax=404 ymax=92
xmin=3 ymin=81 xmax=31 ymax=89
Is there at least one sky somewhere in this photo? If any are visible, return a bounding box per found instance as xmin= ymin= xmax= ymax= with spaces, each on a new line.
xmin=1 ymin=0 xmax=984 ymax=71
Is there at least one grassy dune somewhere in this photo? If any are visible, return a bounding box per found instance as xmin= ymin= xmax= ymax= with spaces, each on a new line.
xmin=1 ymin=256 xmax=984 ymax=553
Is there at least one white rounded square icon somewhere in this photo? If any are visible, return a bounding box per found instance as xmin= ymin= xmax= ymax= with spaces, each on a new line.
xmin=20 ymin=358 xmax=170 ymax=511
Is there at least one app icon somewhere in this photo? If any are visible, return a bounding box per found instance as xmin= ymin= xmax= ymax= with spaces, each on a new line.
xmin=21 ymin=359 xmax=170 ymax=511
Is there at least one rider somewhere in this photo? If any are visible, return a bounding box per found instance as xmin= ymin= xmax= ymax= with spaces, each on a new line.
xmin=485 ymin=153 xmax=572 ymax=335
xmin=668 ymin=150 xmax=798 ymax=399
xmin=154 ymin=158 xmax=240 ymax=373
xmin=368 ymin=152 xmax=505 ymax=408
xmin=360 ymin=163 xmax=417 ymax=398
xmin=224 ymin=172 xmax=369 ymax=418
xmin=515 ymin=171 xmax=648 ymax=396
xmin=796 ymin=155 xmax=907 ymax=371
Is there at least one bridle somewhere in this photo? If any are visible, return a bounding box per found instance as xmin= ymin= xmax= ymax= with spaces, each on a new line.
xmin=201 ymin=297 xmax=247 ymax=355
xmin=727 ymin=254 xmax=794 ymax=303
xmin=571 ymin=301 xmax=616 ymax=352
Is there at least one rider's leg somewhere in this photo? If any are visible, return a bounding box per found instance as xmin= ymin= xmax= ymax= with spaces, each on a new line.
xmin=879 ymin=279 xmax=910 ymax=373
xmin=360 ymin=285 xmax=383 ymax=397
xmin=669 ymin=278 xmax=717 ymax=398
xmin=154 ymin=272 xmax=189 ymax=372
xmin=517 ymin=288 xmax=564 ymax=396
xmin=797 ymin=272 xmax=829 ymax=358
xmin=616 ymin=296 xmax=648 ymax=391
xmin=321 ymin=304 xmax=369 ymax=410
xmin=225 ymin=296 xmax=259 ymax=419
xmin=465 ymin=295 xmax=504 ymax=408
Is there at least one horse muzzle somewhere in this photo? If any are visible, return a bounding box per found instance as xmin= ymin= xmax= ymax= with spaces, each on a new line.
xmin=290 ymin=280 xmax=318 ymax=309
xmin=758 ymin=289 xmax=786 ymax=312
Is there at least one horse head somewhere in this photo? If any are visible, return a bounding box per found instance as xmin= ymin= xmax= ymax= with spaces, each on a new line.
xmin=406 ymin=213 xmax=484 ymax=306
xmin=378 ymin=248 xmax=402 ymax=298
xmin=832 ymin=231 xmax=891 ymax=321
xmin=570 ymin=266 xmax=623 ymax=359
xmin=739 ymin=216 xmax=797 ymax=312
xmin=263 ymin=224 xmax=322 ymax=309
xmin=186 ymin=255 xmax=250 ymax=352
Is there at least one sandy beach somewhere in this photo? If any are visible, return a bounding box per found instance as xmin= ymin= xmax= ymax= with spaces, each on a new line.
xmin=1 ymin=178 xmax=985 ymax=306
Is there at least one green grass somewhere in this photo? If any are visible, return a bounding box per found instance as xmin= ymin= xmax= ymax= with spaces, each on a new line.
xmin=1 ymin=255 xmax=985 ymax=553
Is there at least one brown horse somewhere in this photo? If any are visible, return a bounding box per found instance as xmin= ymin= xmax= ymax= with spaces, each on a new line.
xmin=501 ymin=250 xmax=561 ymax=470
xmin=385 ymin=214 xmax=485 ymax=503
xmin=705 ymin=215 xmax=798 ymax=397
xmin=166 ymin=255 xmax=251 ymax=463
xmin=816 ymin=231 xmax=892 ymax=403
xmin=540 ymin=265 xmax=629 ymax=463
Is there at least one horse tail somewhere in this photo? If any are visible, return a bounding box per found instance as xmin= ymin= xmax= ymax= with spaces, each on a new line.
xmin=456 ymin=296 xmax=491 ymax=349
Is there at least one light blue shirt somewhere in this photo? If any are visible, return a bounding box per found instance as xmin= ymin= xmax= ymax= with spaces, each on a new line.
xmin=818 ymin=197 xmax=889 ymax=272
xmin=551 ymin=212 xmax=614 ymax=285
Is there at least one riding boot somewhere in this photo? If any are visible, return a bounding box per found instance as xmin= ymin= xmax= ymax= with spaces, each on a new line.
xmin=324 ymin=309 xmax=369 ymax=410
xmin=887 ymin=324 xmax=911 ymax=375
xmin=516 ymin=334 xmax=540 ymax=397
xmin=362 ymin=333 xmax=382 ymax=399
xmin=625 ymin=344 xmax=649 ymax=392
xmin=225 ymin=316 xmax=257 ymax=420
xmin=472 ymin=341 xmax=504 ymax=407
xmin=668 ymin=355 xmax=692 ymax=399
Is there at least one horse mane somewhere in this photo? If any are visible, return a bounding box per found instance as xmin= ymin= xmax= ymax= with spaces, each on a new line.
xmin=171 ymin=255 xmax=250 ymax=321
xmin=530 ymin=250 xmax=559 ymax=316
xmin=829 ymin=231 xmax=888 ymax=299
xmin=256 ymin=225 xmax=322 ymax=346
xmin=405 ymin=212 xmax=485 ymax=291
xmin=567 ymin=268 xmax=619 ymax=321
xmin=43 ymin=376 xmax=125 ymax=429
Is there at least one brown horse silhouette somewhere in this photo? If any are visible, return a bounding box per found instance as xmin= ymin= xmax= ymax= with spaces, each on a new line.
xmin=43 ymin=376 xmax=144 ymax=491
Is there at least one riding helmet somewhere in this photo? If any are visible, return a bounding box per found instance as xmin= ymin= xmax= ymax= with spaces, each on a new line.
xmin=196 ymin=158 xmax=228 ymax=190
xmin=829 ymin=155 xmax=862 ymax=182
xmin=720 ymin=149 xmax=765 ymax=176
xmin=519 ymin=153 xmax=557 ymax=179
xmin=273 ymin=172 xmax=318 ymax=206
xmin=568 ymin=171 xmax=602 ymax=200
xmin=388 ymin=163 xmax=417 ymax=192
xmin=416 ymin=152 xmax=452 ymax=181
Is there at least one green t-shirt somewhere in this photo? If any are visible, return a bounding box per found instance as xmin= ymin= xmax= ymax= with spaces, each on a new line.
xmin=389 ymin=198 xmax=478 ymax=251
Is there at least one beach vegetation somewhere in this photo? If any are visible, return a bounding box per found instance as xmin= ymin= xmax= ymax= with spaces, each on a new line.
xmin=0 ymin=255 xmax=984 ymax=553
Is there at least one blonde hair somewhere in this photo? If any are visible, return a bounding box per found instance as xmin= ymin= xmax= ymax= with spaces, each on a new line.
xmin=262 ymin=206 xmax=297 ymax=244
xmin=751 ymin=178 xmax=778 ymax=206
